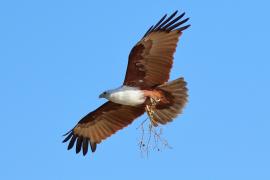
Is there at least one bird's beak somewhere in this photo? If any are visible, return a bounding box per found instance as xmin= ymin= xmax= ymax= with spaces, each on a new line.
xmin=99 ymin=94 xmax=103 ymax=98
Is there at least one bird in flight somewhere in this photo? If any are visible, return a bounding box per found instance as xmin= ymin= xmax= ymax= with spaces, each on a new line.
xmin=63 ymin=11 xmax=190 ymax=156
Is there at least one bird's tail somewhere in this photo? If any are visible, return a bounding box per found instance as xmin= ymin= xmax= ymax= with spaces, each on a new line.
xmin=147 ymin=77 xmax=188 ymax=126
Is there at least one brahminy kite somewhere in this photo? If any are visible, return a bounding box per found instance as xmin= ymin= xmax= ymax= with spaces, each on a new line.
xmin=63 ymin=11 xmax=190 ymax=155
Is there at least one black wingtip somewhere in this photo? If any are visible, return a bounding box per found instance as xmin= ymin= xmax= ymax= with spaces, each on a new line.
xmin=90 ymin=142 xmax=97 ymax=152
xmin=76 ymin=136 xmax=83 ymax=154
xmin=143 ymin=25 xmax=154 ymax=37
xmin=161 ymin=12 xmax=186 ymax=31
xmin=62 ymin=129 xmax=72 ymax=136
xmin=178 ymin=24 xmax=191 ymax=32
xmin=177 ymin=12 xmax=186 ymax=20
xmin=62 ymin=132 xmax=73 ymax=143
xmin=180 ymin=17 xmax=190 ymax=25
xmin=82 ymin=138 xmax=89 ymax=156
xmin=63 ymin=128 xmax=97 ymax=156
xmin=171 ymin=10 xmax=178 ymax=17
xmin=142 ymin=10 xmax=190 ymax=37
xmin=67 ymin=135 xmax=77 ymax=150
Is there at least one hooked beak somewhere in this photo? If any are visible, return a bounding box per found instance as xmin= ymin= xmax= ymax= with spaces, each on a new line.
xmin=99 ymin=93 xmax=104 ymax=99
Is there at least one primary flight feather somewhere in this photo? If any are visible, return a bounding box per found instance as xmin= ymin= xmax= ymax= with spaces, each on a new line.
xmin=63 ymin=11 xmax=190 ymax=156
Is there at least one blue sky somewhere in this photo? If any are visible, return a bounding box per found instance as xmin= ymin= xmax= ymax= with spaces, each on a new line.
xmin=0 ymin=0 xmax=270 ymax=179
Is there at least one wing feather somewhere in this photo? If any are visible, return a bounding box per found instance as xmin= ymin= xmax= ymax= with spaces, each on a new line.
xmin=63 ymin=101 xmax=145 ymax=155
xmin=123 ymin=11 xmax=190 ymax=87
xmin=76 ymin=136 xmax=83 ymax=154
xmin=82 ymin=138 xmax=89 ymax=156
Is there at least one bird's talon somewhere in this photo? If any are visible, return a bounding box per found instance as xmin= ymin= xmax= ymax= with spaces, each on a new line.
xmin=145 ymin=98 xmax=159 ymax=126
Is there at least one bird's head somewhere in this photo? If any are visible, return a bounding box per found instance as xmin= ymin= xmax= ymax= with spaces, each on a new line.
xmin=99 ymin=91 xmax=110 ymax=99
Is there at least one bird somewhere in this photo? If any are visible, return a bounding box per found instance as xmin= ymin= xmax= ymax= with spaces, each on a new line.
xmin=63 ymin=10 xmax=190 ymax=156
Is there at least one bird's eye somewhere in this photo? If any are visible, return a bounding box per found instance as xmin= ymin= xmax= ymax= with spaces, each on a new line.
xmin=103 ymin=92 xmax=107 ymax=94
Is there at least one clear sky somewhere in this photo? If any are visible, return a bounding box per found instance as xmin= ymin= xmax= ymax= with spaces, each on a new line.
xmin=0 ymin=0 xmax=269 ymax=179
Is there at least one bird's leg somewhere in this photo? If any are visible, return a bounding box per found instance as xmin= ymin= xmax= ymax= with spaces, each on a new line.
xmin=139 ymin=97 xmax=172 ymax=157
xmin=150 ymin=97 xmax=161 ymax=105
xmin=145 ymin=104 xmax=154 ymax=121
xmin=145 ymin=97 xmax=161 ymax=126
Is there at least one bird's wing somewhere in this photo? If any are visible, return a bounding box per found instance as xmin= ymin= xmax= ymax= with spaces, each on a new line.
xmin=123 ymin=11 xmax=190 ymax=88
xmin=63 ymin=101 xmax=145 ymax=155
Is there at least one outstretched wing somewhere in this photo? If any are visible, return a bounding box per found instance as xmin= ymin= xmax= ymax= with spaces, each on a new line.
xmin=63 ymin=101 xmax=145 ymax=155
xmin=123 ymin=11 xmax=190 ymax=87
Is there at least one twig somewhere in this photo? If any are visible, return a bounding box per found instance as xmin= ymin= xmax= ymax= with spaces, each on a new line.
xmin=137 ymin=117 xmax=172 ymax=158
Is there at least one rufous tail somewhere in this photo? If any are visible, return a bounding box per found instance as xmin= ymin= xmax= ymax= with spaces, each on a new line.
xmin=149 ymin=77 xmax=188 ymax=126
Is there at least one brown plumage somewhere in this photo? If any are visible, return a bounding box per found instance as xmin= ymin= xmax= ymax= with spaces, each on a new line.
xmin=63 ymin=11 xmax=190 ymax=156
xmin=152 ymin=78 xmax=188 ymax=126
xmin=63 ymin=102 xmax=145 ymax=155
xmin=124 ymin=12 xmax=189 ymax=87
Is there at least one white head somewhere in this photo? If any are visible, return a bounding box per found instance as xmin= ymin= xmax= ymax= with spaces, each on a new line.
xmin=98 ymin=86 xmax=124 ymax=100
xmin=99 ymin=90 xmax=111 ymax=100
xmin=98 ymin=86 xmax=146 ymax=106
